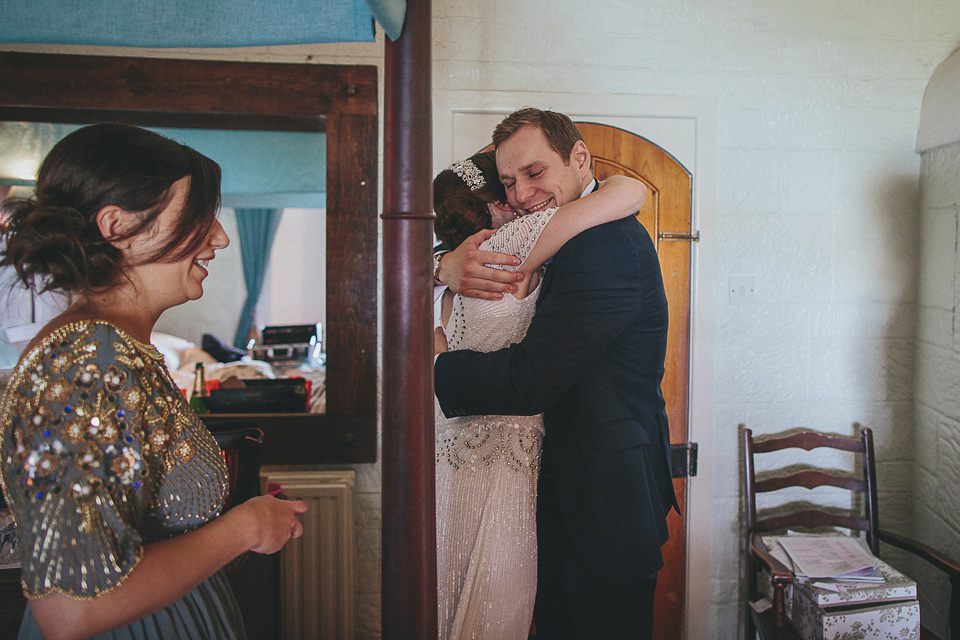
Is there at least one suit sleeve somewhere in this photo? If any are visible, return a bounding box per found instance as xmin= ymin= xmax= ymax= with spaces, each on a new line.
xmin=435 ymin=220 xmax=643 ymax=418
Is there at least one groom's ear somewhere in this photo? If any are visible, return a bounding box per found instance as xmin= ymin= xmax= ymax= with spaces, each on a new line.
xmin=569 ymin=140 xmax=591 ymax=177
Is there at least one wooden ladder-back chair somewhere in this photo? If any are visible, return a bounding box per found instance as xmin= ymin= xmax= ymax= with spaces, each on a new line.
xmin=742 ymin=425 xmax=960 ymax=640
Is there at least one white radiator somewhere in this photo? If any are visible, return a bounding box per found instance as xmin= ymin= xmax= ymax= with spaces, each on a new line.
xmin=260 ymin=470 xmax=356 ymax=640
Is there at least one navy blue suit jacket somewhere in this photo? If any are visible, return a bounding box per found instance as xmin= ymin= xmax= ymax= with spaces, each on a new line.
xmin=435 ymin=212 xmax=678 ymax=580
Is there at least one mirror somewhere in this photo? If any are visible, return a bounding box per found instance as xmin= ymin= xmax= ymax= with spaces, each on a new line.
xmin=0 ymin=122 xmax=327 ymax=353
xmin=0 ymin=51 xmax=378 ymax=464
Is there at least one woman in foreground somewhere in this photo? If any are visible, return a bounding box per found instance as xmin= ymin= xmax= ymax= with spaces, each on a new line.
xmin=0 ymin=123 xmax=306 ymax=640
xmin=433 ymin=151 xmax=646 ymax=639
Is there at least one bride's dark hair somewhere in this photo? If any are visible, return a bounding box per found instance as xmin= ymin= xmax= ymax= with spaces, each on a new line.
xmin=0 ymin=123 xmax=221 ymax=295
xmin=433 ymin=151 xmax=506 ymax=250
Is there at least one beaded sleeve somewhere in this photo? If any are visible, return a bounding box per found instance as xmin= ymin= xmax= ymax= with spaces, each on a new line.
xmin=0 ymin=321 xmax=227 ymax=598
xmin=480 ymin=208 xmax=557 ymax=272
xmin=443 ymin=209 xmax=556 ymax=353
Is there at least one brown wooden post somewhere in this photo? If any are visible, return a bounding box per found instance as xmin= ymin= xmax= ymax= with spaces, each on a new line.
xmin=381 ymin=0 xmax=437 ymax=637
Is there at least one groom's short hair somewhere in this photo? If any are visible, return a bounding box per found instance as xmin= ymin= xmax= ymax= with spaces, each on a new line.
xmin=492 ymin=108 xmax=584 ymax=164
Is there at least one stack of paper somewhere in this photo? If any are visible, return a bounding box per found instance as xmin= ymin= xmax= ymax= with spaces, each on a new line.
xmin=777 ymin=536 xmax=884 ymax=583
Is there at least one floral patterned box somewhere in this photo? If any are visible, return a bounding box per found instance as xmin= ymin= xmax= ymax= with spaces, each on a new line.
xmin=790 ymin=560 xmax=917 ymax=607
xmin=787 ymin=585 xmax=919 ymax=640
xmin=757 ymin=536 xmax=920 ymax=640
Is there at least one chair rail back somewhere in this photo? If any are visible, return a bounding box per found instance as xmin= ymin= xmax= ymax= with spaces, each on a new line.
xmin=743 ymin=423 xmax=960 ymax=640
xmin=743 ymin=425 xmax=879 ymax=554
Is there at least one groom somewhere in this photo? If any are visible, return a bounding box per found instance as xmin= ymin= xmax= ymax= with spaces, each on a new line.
xmin=434 ymin=107 xmax=679 ymax=639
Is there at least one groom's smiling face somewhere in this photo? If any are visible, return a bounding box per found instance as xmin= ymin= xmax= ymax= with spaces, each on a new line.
xmin=496 ymin=125 xmax=589 ymax=216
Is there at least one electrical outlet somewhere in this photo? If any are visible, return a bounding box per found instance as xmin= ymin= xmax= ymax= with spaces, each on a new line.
xmin=729 ymin=276 xmax=756 ymax=304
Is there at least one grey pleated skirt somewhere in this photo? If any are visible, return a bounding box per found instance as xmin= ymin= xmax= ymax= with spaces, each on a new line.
xmin=16 ymin=569 xmax=246 ymax=640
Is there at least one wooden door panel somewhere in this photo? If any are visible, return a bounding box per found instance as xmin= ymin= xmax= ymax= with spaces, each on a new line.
xmin=578 ymin=122 xmax=692 ymax=640
xmin=658 ymin=241 xmax=692 ymax=445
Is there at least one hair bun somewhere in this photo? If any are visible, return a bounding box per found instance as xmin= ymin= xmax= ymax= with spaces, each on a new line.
xmin=1 ymin=197 xmax=116 ymax=293
xmin=1 ymin=123 xmax=221 ymax=297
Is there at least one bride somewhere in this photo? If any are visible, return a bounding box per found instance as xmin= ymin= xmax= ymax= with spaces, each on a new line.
xmin=432 ymin=150 xmax=646 ymax=639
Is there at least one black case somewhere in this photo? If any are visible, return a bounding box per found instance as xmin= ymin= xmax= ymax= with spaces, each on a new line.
xmin=206 ymin=378 xmax=308 ymax=413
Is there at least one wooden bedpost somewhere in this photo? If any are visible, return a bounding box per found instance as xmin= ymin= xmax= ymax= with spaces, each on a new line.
xmin=381 ymin=0 xmax=437 ymax=637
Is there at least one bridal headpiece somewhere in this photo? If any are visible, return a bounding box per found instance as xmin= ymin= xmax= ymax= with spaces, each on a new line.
xmin=450 ymin=159 xmax=485 ymax=191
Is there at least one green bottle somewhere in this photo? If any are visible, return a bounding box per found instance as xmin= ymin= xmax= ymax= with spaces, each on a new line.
xmin=189 ymin=362 xmax=209 ymax=414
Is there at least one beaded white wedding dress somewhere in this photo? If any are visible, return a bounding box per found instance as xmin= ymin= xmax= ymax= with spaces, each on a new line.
xmin=435 ymin=209 xmax=555 ymax=640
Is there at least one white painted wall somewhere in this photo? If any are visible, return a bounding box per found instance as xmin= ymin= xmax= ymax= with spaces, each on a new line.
xmin=257 ymin=208 xmax=327 ymax=343
xmin=914 ymin=140 xmax=960 ymax=640
xmin=912 ymin=48 xmax=960 ymax=638
xmin=424 ymin=3 xmax=951 ymax=637
xmin=5 ymin=0 xmax=960 ymax=637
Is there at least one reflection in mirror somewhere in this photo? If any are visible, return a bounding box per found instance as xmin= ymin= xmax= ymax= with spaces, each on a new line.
xmin=0 ymin=51 xmax=378 ymax=464
xmin=156 ymin=205 xmax=328 ymax=413
xmin=0 ymin=123 xmax=74 ymax=364
xmin=0 ymin=252 xmax=69 ymax=367
xmin=157 ymin=207 xmax=326 ymax=348
xmin=0 ymin=121 xmax=327 ymax=413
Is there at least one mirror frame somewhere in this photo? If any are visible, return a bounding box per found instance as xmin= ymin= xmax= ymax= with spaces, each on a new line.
xmin=0 ymin=51 xmax=378 ymax=464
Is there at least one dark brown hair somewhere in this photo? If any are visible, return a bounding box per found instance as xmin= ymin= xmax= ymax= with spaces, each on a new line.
xmin=492 ymin=107 xmax=584 ymax=162
xmin=433 ymin=151 xmax=506 ymax=250
xmin=0 ymin=123 xmax=221 ymax=294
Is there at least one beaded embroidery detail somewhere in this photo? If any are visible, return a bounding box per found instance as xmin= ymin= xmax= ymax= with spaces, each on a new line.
xmin=434 ymin=211 xmax=556 ymax=638
xmin=0 ymin=321 xmax=228 ymax=598
xmin=436 ymin=418 xmax=542 ymax=472
xmin=446 ymin=208 xmax=555 ymax=353
xmin=436 ymin=208 xmax=556 ymax=472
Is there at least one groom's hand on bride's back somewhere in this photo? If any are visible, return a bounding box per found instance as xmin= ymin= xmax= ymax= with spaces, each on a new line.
xmin=438 ymin=229 xmax=523 ymax=300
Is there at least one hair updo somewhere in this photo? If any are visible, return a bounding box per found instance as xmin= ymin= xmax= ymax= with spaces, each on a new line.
xmin=433 ymin=151 xmax=506 ymax=250
xmin=0 ymin=123 xmax=221 ymax=295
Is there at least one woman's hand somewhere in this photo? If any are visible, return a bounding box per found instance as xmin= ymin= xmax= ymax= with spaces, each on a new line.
xmin=437 ymin=229 xmax=523 ymax=300
xmin=231 ymin=494 xmax=309 ymax=555
xmin=29 ymin=494 xmax=308 ymax=640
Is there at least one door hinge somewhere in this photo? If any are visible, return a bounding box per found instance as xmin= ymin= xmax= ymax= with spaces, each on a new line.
xmin=671 ymin=442 xmax=698 ymax=478
xmin=658 ymin=230 xmax=700 ymax=242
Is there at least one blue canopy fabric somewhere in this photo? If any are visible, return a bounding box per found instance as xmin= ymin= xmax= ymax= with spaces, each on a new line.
xmin=0 ymin=122 xmax=326 ymax=208
xmin=153 ymin=127 xmax=327 ymax=205
xmin=0 ymin=0 xmax=404 ymax=47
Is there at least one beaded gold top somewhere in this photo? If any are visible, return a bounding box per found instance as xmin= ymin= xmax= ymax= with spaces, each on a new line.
xmin=0 ymin=321 xmax=228 ymax=599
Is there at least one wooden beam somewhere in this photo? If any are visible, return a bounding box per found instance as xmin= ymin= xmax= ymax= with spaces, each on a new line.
xmin=0 ymin=107 xmax=325 ymax=132
xmin=381 ymin=0 xmax=437 ymax=636
xmin=0 ymin=52 xmax=375 ymax=118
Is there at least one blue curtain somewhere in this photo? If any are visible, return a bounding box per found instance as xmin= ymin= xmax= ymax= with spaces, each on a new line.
xmin=233 ymin=208 xmax=282 ymax=349
xmin=0 ymin=0 xmax=408 ymax=47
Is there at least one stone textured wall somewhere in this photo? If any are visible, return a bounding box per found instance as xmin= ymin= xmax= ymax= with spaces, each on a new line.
xmin=914 ymin=140 xmax=960 ymax=638
xmin=6 ymin=1 xmax=960 ymax=637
